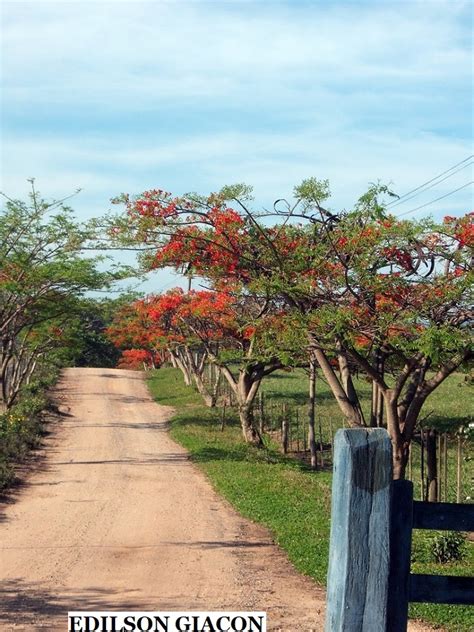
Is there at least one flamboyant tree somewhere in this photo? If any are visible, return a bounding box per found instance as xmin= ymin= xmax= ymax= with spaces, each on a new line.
xmin=293 ymin=201 xmax=473 ymax=479
xmin=142 ymin=289 xmax=204 ymax=389
xmin=108 ymin=181 xmax=473 ymax=478
xmin=107 ymin=291 xmax=215 ymax=390
xmin=116 ymin=349 xmax=160 ymax=370
xmin=106 ymin=298 xmax=167 ymax=371
xmin=110 ymin=287 xmax=288 ymax=444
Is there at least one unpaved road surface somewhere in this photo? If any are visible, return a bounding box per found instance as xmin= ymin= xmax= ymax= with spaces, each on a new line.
xmin=0 ymin=368 xmax=434 ymax=631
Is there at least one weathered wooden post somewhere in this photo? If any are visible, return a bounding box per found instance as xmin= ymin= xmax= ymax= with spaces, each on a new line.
xmin=387 ymin=479 xmax=413 ymax=632
xmin=282 ymin=413 xmax=290 ymax=454
xmin=456 ymin=431 xmax=462 ymax=503
xmin=325 ymin=428 xmax=392 ymax=632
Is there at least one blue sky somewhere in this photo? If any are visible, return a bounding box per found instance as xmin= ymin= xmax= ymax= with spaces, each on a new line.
xmin=1 ymin=0 xmax=472 ymax=291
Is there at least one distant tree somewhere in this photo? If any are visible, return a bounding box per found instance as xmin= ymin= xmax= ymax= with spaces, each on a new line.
xmin=71 ymin=297 xmax=137 ymax=369
xmin=106 ymin=296 xmax=168 ymax=371
xmin=117 ymin=348 xmax=161 ymax=371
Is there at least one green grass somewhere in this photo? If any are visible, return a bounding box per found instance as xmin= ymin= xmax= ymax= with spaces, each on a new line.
xmin=148 ymin=367 xmax=473 ymax=632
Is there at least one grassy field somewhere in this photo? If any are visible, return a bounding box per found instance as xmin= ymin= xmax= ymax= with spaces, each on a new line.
xmin=257 ymin=368 xmax=472 ymax=502
xmin=148 ymin=366 xmax=473 ymax=632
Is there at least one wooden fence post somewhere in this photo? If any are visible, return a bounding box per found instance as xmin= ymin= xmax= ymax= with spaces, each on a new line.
xmin=456 ymin=432 xmax=462 ymax=503
xmin=282 ymin=411 xmax=289 ymax=454
xmin=387 ymin=479 xmax=413 ymax=632
xmin=325 ymin=428 xmax=392 ymax=632
xmin=443 ymin=433 xmax=448 ymax=502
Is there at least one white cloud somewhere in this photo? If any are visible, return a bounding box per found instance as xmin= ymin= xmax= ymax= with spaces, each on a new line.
xmin=2 ymin=0 xmax=471 ymax=110
xmin=2 ymin=126 xmax=471 ymax=220
xmin=1 ymin=0 xmax=472 ymax=228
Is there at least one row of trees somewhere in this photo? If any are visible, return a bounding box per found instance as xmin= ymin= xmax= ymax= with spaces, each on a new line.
xmin=105 ymin=179 xmax=472 ymax=480
xmin=0 ymin=182 xmax=124 ymax=411
xmin=106 ymin=289 xmax=287 ymax=439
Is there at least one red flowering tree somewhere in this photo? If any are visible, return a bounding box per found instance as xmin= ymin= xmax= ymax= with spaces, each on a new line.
xmin=141 ymin=288 xmax=212 ymax=396
xmin=142 ymin=287 xmax=287 ymax=444
xmin=116 ymin=349 xmax=160 ymax=371
xmin=108 ymin=182 xmax=473 ymax=478
xmin=106 ymin=299 xmax=168 ymax=371
xmin=296 ymin=202 xmax=473 ymax=479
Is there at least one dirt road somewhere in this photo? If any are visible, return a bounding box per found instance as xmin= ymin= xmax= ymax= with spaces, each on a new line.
xmin=0 ymin=368 xmax=434 ymax=632
xmin=0 ymin=368 xmax=327 ymax=631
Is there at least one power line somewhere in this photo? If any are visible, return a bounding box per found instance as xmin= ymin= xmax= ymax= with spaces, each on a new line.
xmin=396 ymin=181 xmax=473 ymax=217
xmin=388 ymin=161 xmax=473 ymax=209
xmin=387 ymin=155 xmax=474 ymax=207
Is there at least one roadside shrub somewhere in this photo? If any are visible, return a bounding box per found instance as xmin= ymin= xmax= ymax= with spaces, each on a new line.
xmin=0 ymin=388 xmax=50 ymax=490
xmin=431 ymin=531 xmax=467 ymax=563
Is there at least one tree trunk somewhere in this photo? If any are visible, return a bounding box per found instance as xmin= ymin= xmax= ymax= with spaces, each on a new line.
xmin=384 ymin=391 xmax=409 ymax=480
xmin=0 ymin=375 xmax=5 ymax=409
xmin=313 ymin=347 xmax=365 ymax=426
xmin=383 ymin=387 xmax=430 ymax=481
xmin=215 ymin=361 xmax=264 ymax=446
xmin=376 ymin=385 xmax=384 ymax=427
xmin=191 ymin=369 xmax=214 ymax=407
xmin=210 ymin=368 xmax=222 ymax=407
xmin=172 ymin=349 xmax=192 ymax=386
xmin=370 ymin=382 xmax=379 ymax=427
xmin=237 ymin=403 xmax=263 ymax=445
xmin=369 ymin=348 xmax=386 ymax=428
xmin=391 ymin=438 xmax=409 ymax=480
xmin=169 ymin=352 xmax=178 ymax=369
xmin=236 ymin=371 xmax=263 ymax=446
xmin=183 ymin=347 xmax=215 ymax=407
xmin=338 ymin=352 xmax=364 ymax=424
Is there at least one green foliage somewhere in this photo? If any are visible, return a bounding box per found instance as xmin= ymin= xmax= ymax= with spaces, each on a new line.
xmin=431 ymin=531 xmax=467 ymax=564
xmin=64 ymin=297 xmax=130 ymax=368
xmin=293 ymin=177 xmax=331 ymax=207
xmin=0 ymin=183 xmax=130 ymax=408
xmin=0 ymin=184 xmax=135 ymax=488
xmin=0 ymin=384 xmax=52 ymax=490
xmin=418 ymin=325 xmax=468 ymax=364
xmin=412 ymin=530 xmax=470 ymax=565
xmin=218 ymin=183 xmax=254 ymax=202
xmin=0 ymin=292 xmax=128 ymax=489
xmin=410 ymin=529 xmax=474 ymax=630
xmin=352 ymin=181 xmax=397 ymax=218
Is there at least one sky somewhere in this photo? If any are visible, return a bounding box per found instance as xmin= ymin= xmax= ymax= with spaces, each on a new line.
xmin=1 ymin=0 xmax=473 ymax=293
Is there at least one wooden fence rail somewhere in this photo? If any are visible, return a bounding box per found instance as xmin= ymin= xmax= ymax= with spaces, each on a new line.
xmin=325 ymin=428 xmax=474 ymax=632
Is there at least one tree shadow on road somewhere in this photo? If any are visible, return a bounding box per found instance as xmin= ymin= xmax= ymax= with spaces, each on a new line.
xmin=0 ymin=577 xmax=215 ymax=627
xmin=0 ymin=578 xmax=146 ymax=627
